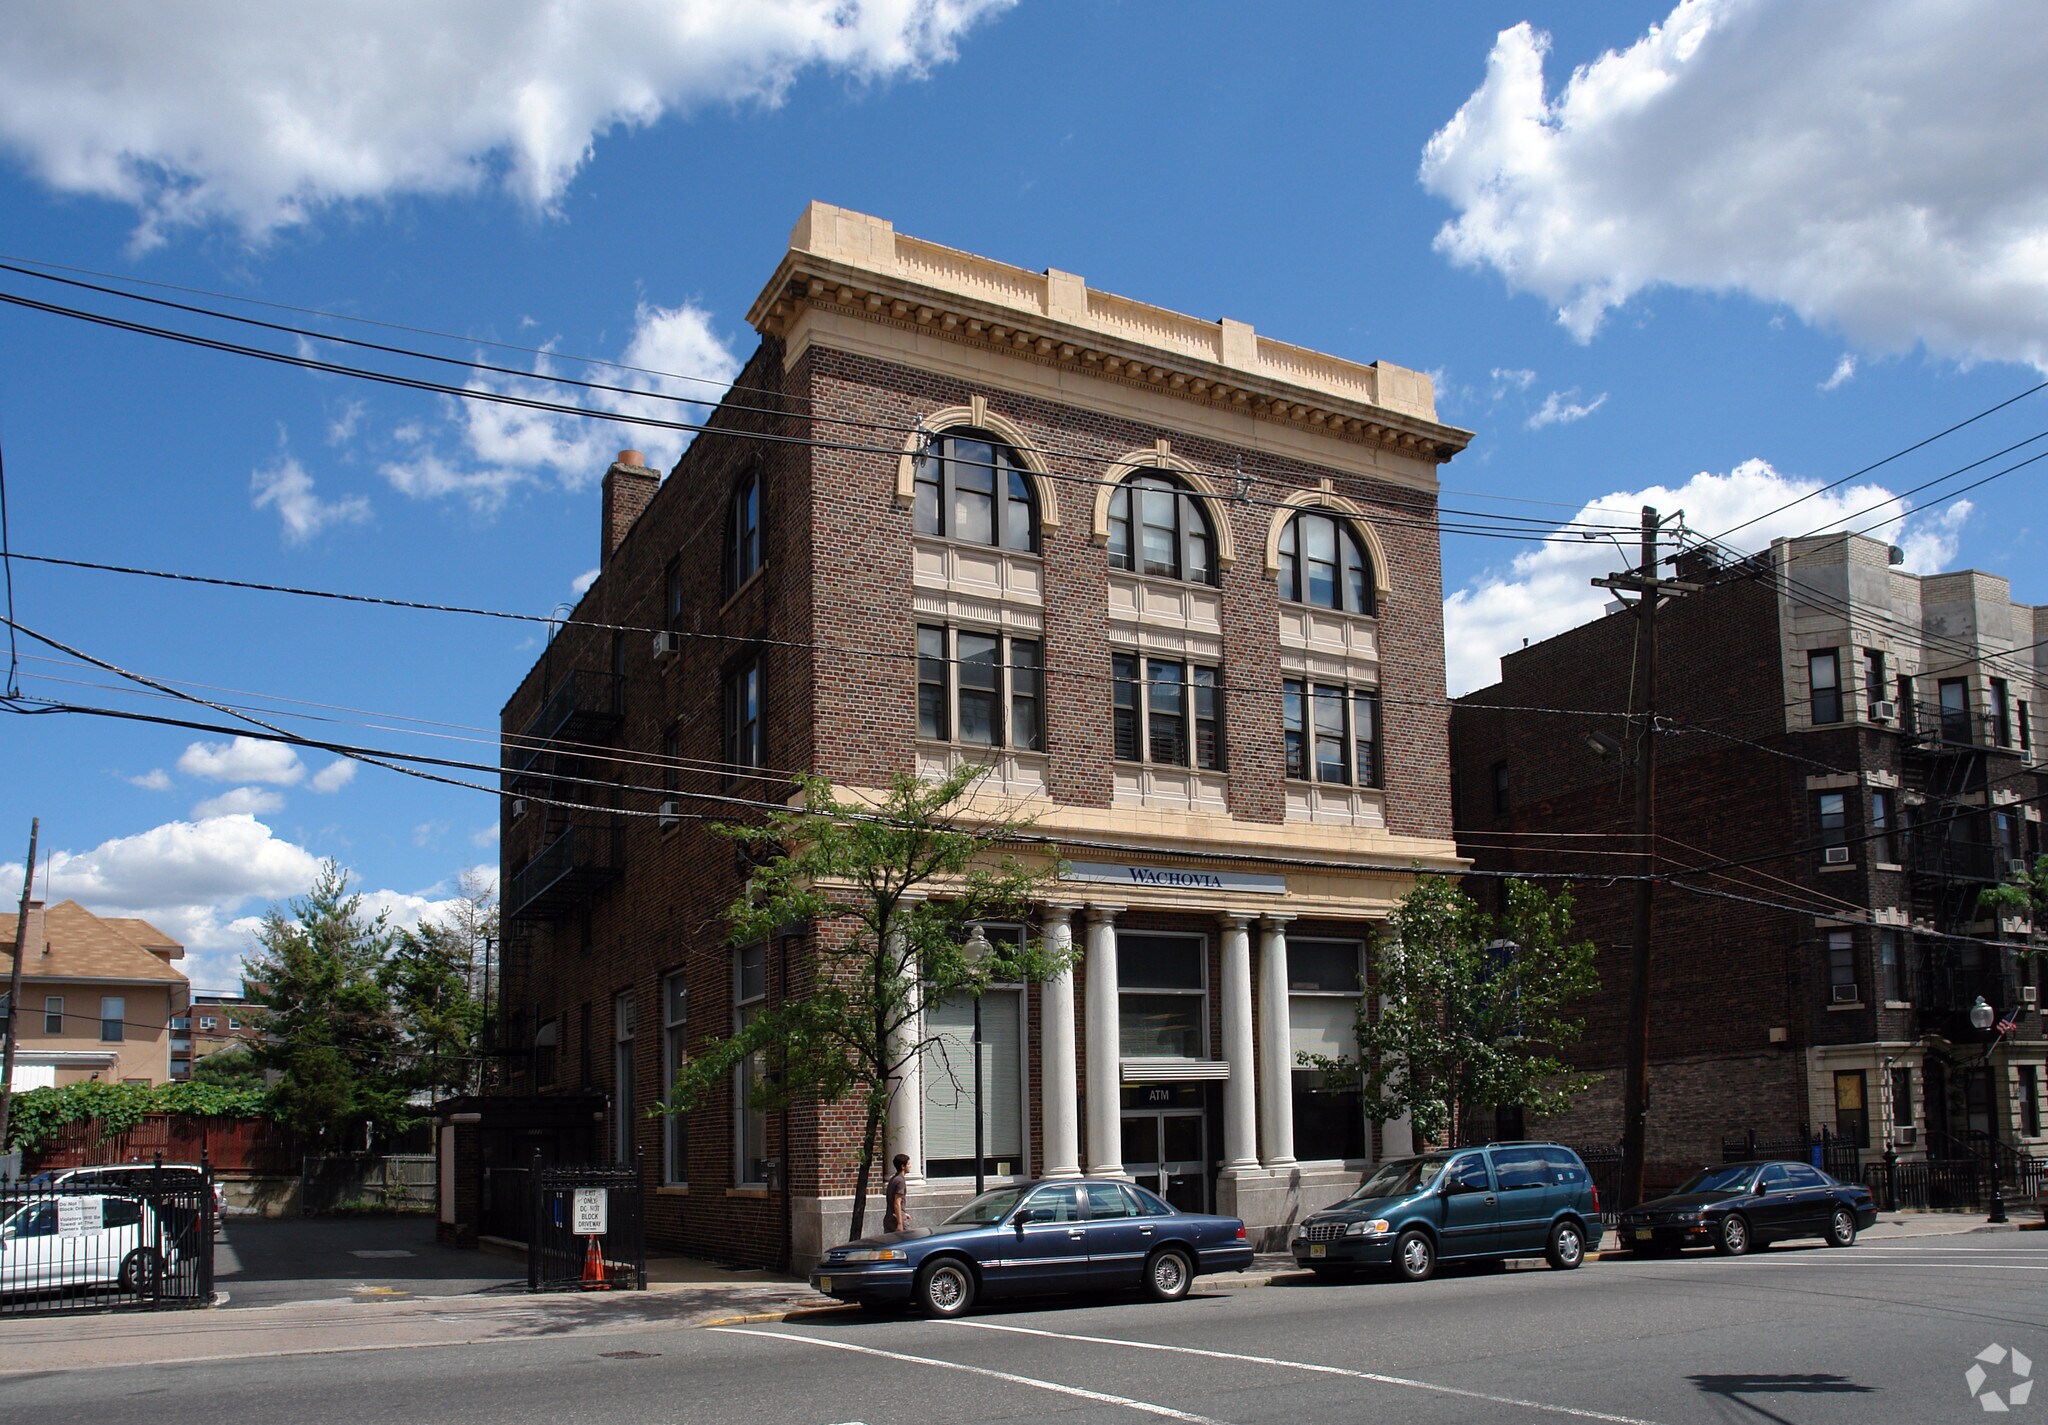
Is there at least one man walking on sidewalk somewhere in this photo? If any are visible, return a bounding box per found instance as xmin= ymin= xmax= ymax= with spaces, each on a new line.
xmin=883 ymin=1154 xmax=912 ymax=1234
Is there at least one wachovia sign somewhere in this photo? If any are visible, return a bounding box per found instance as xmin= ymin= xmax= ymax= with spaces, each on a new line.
xmin=1065 ymin=862 xmax=1287 ymax=895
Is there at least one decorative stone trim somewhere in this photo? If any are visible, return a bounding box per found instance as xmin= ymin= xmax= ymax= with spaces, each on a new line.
xmin=1089 ymin=439 xmax=1236 ymax=568
xmin=893 ymin=395 xmax=1062 ymax=530
xmin=1262 ymin=482 xmax=1393 ymax=605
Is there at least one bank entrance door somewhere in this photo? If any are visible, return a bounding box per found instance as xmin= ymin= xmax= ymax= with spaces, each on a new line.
xmin=1121 ymin=1107 xmax=1209 ymax=1213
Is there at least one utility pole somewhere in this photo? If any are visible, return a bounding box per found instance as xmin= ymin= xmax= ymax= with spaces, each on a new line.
xmin=0 ymin=817 xmax=41 ymax=1158
xmin=1593 ymin=511 xmax=1694 ymax=1210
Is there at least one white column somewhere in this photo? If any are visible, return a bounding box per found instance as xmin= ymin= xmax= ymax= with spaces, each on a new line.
xmin=1257 ymin=915 xmax=1298 ymax=1168
xmin=884 ymin=922 xmax=924 ymax=1187
xmin=1084 ymin=903 xmax=1126 ymax=1178
xmin=1218 ymin=913 xmax=1260 ymax=1175
xmin=1039 ymin=903 xmax=1082 ymax=1179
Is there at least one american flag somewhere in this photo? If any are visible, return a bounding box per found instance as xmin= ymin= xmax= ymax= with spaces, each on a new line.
xmin=1998 ymin=1009 xmax=2021 ymax=1035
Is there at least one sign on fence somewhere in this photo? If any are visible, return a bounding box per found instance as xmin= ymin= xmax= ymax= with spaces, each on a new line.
xmin=571 ymin=1188 xmax=608 ymax=1236
xmin=55 ymin=1196 xmax=103 ymax=1237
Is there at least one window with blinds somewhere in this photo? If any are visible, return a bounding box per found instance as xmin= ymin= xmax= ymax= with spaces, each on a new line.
xmin=921 ymin=988 xmax=1025 ymax=1179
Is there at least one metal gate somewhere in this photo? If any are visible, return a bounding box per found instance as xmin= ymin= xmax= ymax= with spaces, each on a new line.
xmin=0 ymin=1168 xmax=214 ymax=1315
xmin=527 ymin=1154 xmax=646 ymax=1292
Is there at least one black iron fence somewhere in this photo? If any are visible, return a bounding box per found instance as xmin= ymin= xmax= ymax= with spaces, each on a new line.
xmin=1567 ymin=1144 xmax=1623 ymax=1225
xmin=1719 ymin=1127 xmax=1861 ymax=1181
xmin=528 ymin=1155 xmax=646 ymax=1292
xmin=0 ymin=1165 xmax=214 ymax=1315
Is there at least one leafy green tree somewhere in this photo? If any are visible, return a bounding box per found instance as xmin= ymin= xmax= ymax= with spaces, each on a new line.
xmin=665 ymin=767 xmax=1069 ymax=1237
xmin=383 ymin=872 xmax=493 ymax=1098
xmin=1300 ymin=877 xmax=1600 ymax=1149
xmin=244 ymin=862 xmax=408 ymax=1148
xmin=1981 ymin=854 xmax=2048 ymax=930
xmin=187 ymin=1044 xmax=268 ymax=1091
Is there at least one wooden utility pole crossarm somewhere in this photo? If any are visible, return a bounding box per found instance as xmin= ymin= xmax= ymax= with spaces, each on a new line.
xmin=1595 ymin=512 xmax=1692 ymax=1213
xmin=0 ymin=817 xmax=41 ymax=1157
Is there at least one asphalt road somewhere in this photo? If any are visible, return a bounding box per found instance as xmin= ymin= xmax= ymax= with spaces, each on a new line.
xmin=11 ymin=1235 xmax=2047 ymax=1424
xmin=214 ymin=1215 xmax=523 ymax=1307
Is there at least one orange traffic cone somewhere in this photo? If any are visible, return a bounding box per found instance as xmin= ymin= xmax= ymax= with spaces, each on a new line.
xmin=581 ymin=1235 xmax=609 ymax=1290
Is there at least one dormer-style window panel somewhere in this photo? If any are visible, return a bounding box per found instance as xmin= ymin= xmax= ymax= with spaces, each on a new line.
xmin=727 ymin=467 xmax=762 ymax=593
xmin=1279 ymin=510 xmax=1375 ymax=614
xmin=1108 ymin=472 xmax=1217 ymax=586
xmin=913 ymin=430 xmax=1039 ymax=553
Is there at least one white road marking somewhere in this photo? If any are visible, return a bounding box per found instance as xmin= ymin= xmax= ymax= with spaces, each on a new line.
xmin=953 ymin=1320 xmax=1664 ymax=1425
xmin=710 ymin=1328 xmax=1228 ymax=1423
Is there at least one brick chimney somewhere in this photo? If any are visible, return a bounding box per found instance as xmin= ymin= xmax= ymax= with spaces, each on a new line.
xmin=600 ymin=450 xmax=659 ymax=569
xmin=21 ymin=899 xmax=45 ymax=958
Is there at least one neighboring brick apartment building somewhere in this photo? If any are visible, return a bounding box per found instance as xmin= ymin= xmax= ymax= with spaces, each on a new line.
xmin=491 ymin=202 xmax=1472 ymax=1267
xmin=0 ymin=900 xmax=190 ymax=1087
xmin=1452 ymin=532 xmax=2047 ymax=1189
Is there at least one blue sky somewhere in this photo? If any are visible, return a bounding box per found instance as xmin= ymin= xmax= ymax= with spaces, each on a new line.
xmin=2 ymin=0 xmax=2044 ymax=992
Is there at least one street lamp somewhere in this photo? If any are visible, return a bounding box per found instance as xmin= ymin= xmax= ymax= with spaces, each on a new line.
xmin=963 ymin=924 xmax=993 ymax=1197
xmin=1969 ymin=996 xmax=2009 ymax=1224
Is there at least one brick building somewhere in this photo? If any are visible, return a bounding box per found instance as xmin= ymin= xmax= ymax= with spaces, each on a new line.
xmin=488 ymin=202 xmax=1472 ymax=1267
xmin=1451 ymin=532 xmax=2047 ymax=1191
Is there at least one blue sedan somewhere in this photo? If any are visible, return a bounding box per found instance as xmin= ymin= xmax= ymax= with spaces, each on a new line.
xmin=811 ymin=1178 xmax=1254 ymax=1317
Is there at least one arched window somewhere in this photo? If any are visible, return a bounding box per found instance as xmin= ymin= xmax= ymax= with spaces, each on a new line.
xmin=1278 ymin=510 xmax=1374 ymax=614
xmin=1107 ymin=471 xmax=1216 ymax=585
xmin=912 ymin=430 xmax=1038 ymax=553
xmin=726 ymin=467 xmax=762 ymax=593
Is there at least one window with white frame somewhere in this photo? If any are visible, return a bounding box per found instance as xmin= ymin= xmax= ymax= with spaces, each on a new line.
xmin=913 ymin=429 xmax=1039 ymax=553
xmin=613 ymin=992 xmax=636 ymax=1164
xmin=100 ymin=996 xmax=125 ymax=1044
xmin=1826 ymin=930 xmax=1858 ymax=1003
xmin=734 ymin=943 xmax=769 ymax=1185
xmin=1809 ymin=649 xmax=1843 ymax=724
xmin=922 ymin=925 xmax=1027 ymax=1180
xmin=43 ymin=996 xmax=62 ymax=1034
xmin=1119 ymin=933 xmax=1208 ymax=1059
xmin=1283 ymin=680 xmax=1379 ymax=787
xmin=916 ymin=626 xmax=1043 ymax=750
xmin=663 ymin=971 xmax=688 ymax=1185
xmin=1112 ymin=654 xmax=1222 ymax=769
xmin=1287 ymin=939 xmax=1366 ymax=1160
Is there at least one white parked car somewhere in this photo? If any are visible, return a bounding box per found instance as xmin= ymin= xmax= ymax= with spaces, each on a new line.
xmin=0 ymin=1195 xmax=178 ymax=1296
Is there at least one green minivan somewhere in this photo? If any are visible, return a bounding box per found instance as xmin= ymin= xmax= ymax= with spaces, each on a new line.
xmin=1290 ymin=1142 xmax=1601 ymax=1282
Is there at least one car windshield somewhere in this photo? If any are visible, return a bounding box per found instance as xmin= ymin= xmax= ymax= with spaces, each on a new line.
xmin=1348 ymin=1155 xmax=1454 ymax=1201
xmin=1675 ymin=1165 xmax=1762 ymax=1194
xmin=941 ymin=1187 xmax=1027 ymax=1227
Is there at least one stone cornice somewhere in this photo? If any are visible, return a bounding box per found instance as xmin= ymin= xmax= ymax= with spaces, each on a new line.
xmin=747 ymin=203 xmax=1474 ymax=465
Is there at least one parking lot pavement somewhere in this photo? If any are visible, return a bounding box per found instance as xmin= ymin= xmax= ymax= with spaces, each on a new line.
xmin=214 ymin=1214 xmax=524 ymax=1308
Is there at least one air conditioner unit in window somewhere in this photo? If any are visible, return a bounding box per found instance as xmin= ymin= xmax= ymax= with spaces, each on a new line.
xmin=1871 ymin=700 xmax=1898 ymax=723
xmin=511 ymin=798 xmax=528 ymax=820
xmin=1831 ymin=982 xmax=1859 ymax=1004
xmin=657 ymin=800 xmax=681 ymax=830
xmin=1823 ymin=845 xmax=1851 ymax=865
xmin=652 ymin=630 xmax=682 ymax=658
xmin=2010 ymin=859 xmax=2031 ymax=878
xmin=1898 ymin=1126 xmax=1917 ymax=1147
xmin=2025 ymin=986 xmax=2040 ymax=1006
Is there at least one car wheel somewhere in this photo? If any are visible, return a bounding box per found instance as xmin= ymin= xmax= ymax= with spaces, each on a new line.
xmin=1144 ymin=1247 xmax=1195 ymax=1302
xmin=915 ymin=1258 xmax=976 ymax=1319
xmin=119 ymin=1249 xmax=163 ymax=1292
xmin=1714 ymin=1214 xmax=1751 ymax=1257
xmin=1392 ymin=1230 xmax=1436 ymax=1282
xmin=1546 ymin=1220 xmax=1586 ymax=1271
xmin=1825 ymin=1207 xmax=1858 ymax=1248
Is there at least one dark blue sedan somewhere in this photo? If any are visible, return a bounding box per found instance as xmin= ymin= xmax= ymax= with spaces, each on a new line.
xmin=810 ymin=1178 xmax=1254 ymax=1317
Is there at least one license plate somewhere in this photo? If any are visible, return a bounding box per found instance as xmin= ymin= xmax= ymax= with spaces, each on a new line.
xmin=818 ymin=1276 xmax=831 ymax=1292
xmin=1633 ymin=1229 xmax=1652 ymax=1241
xmin=1309 ymin=1244 xmax=1327 ymax=1259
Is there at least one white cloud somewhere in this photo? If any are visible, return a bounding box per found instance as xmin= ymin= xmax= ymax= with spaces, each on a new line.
xmin=251 ymin=454 xmax=372 ymax=543
xmin=177 ymin=735 xmax=306 ymax=785
xmin=308 ymin=759 xmax=359 ymax=794
xmin=381 ymin=301 xmax=741 ymax=508
xmin=1820 ymin=354 xmax=1857 ymax=392
xmin=1490 ymin=367 xmax=1537 ymax=393
xmin=192 ymin=786 xmax=286 ymax=818
xmin=471 ymin=822 xmax=501 ymax=849
xmin=1526 ymin=389 xmax=1608 ymax=430
xmin=128 ymin=768 xmax=173 ymax=792
xmin=0 ymin=2 xmax=1012 ymax=247
xmin=327 ymin=400 xmax=366 ymax=445
xmin=1421 ymin=2 xmax=2048 ymax=370
xmin=412 ymin=820 xmax=448 ymax=848
xmin=1444 ymin=460 xmax=1973 ymax=694
xmin=571 ymin=567 xmax=601 ymax=597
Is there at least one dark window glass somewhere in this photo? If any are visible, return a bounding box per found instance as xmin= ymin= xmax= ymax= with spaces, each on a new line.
xmin=1870 ymin=790 xmax=1896 ymax=863
xmin=2021 ymin=1066 xmax=2041 ymax=1138
xmin=1011 ymin=640 xmax=1043 ymax=753
xmin=1021 ymin=1183 xmax=1083 ymax=1222
xmin=1312 ymin=685 xmax=1348 ymax=784
xmin=1148 ymin=662 xmax=1187 ymax=766
xmin=1817 ymin=792 xmax=1848 ymax=848
xmin=2022 ymin=701 xmax=2034 ymax=752
xmin=664 ymin=562 xmax=683 ymax=634
xmin=1828 ymin=931 xmax=1857 ymax=996
xmin=1283 ymin=680 xmax=1307 ymax=780
xmin=724 ymin=660 xmax=763 ymax=770
xmin=1193 ymin=667 xmax=1222 ymax=771
xmin=1491 ymin=1147 xmax=1549 ymax=1191
xmin=918 ymin=626 xmax=950 ymax=741
xmin=1288 ymin=940 xmax=1360 ymax=992
xmin=1863 ymin=649 xmax=1884 ymax=705
xmin=1757 ymin=1163 xmax=1791 ymax=1191
xmin=1879 ymin=930 xmax=1907 ymax=1002
xmin=1782 ymin=1164 xmax=1830 ymax=1189
xmin=728 ymin=469 xmax=762 ymax=592
xmin=1281 ymin=511 xmax=1375 ymax=614
xmin=1121 ymin=933 xmax=1204 ymax=989
xmin=1354 ymin=691 xmax=1380 ymax=789
xmin=914 ymin=431 xmax=1037 ymax=552
xmin=1809 ymin=649 xmax=1842 ymax=724
xmin=1940 ymin=678 xmax=1971 ymax=744
xmin=1492 ymin=760 xmax=1510 ymax=814
xmin=1107 ymin=486 xmax=1132 ymax=569
xmin=1083 ymin=1182 xmax=1135 ymax=1219
xmin=1292 ymin=1072 xmax=1365 ymax=1160
xmin=957 ymin=631 xmax=1000 ymax=747
xmin=1891 ymin=1067 xmax=1913 ymax=1138
xmin=1898 ymin=674 xmax=1917 ymax=733
xmin=1112 ymin=654 xmax=1141 ymax=761
xmin=1109 ymin=472 xmax=1217 ymax=586
xmin=1444 ymin=1154 xmax=1491 ymax=1193
xmin=1992 ymin=678 xmax=2013 ymax=746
